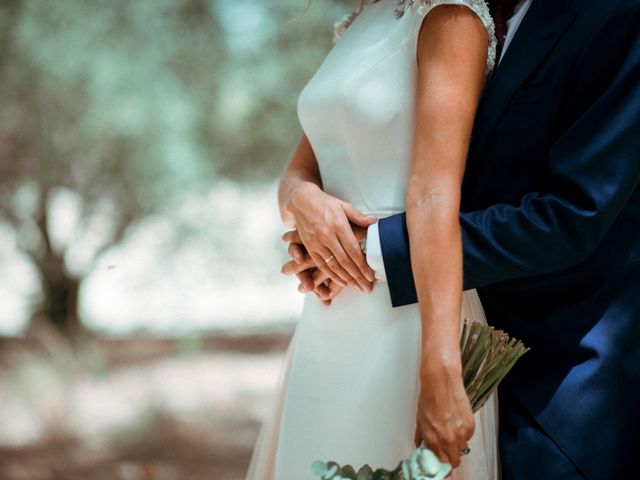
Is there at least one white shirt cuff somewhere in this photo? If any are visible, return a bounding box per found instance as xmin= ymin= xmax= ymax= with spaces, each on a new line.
xmin=365 ymin=222 xmax=387 ymax=282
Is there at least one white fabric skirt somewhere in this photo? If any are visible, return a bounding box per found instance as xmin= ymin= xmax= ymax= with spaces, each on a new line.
xmin=246 ymin=285 xmax=499 ymax=480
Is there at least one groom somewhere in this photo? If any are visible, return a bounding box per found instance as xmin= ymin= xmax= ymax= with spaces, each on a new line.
xmin=282 ymin=0 xmax=640 ymax=478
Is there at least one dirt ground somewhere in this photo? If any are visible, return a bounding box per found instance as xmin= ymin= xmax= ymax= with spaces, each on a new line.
xmin=0 ymin=326 xmax=294 ymax=480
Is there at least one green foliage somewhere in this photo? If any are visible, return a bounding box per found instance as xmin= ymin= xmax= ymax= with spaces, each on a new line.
xmin=1 ymin=0 xmax=225 ymax=208
xmin=0 ymin=0 xmax=355 ymax=244
xmin=460 ymin=319 xmax=530 ymax=411
xmin=0 ymin=0 xmax=354 ymax=328
xmin=0 ymin=0 xmax=231 ymax=288
xmin=311 ymin=445 xmax=451 ymax=480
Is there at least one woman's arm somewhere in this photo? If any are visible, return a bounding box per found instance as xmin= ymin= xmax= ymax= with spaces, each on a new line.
xmin=278 ymin=133 xmax=376 ymax=292
xmin=278 ymin=133 xmax=323 ymax=226
xmin=408 ymin=5 xmax=488 ymax=468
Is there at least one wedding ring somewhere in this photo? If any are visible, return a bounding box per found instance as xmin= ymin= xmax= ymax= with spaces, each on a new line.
xmin=324 ymin=254 xmax=335 ymax=263
xmin=461 ymin=446 xmax=471 ymax=456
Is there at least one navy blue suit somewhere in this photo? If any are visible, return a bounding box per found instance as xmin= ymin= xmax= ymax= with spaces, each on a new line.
xmin=378 ymin=0 xmax=640 ymax=478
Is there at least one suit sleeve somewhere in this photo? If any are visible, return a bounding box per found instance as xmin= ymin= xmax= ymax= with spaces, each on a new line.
xmin=378 ymin=5 xmax=640 ymax=307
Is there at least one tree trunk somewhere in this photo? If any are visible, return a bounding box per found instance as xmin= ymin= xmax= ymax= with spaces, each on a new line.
xmin=33 ymin=251 xmax=84 ymax=338
xmin=38 ymin=262 xmax=83 ymax=337
xmin=28 ymin=188 xmax=86 ymax=339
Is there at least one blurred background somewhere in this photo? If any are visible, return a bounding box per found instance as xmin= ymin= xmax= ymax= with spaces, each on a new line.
xmin=0 ymin=0 xmax=351 ymax=478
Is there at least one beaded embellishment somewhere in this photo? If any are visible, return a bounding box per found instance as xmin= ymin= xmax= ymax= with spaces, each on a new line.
xmin=332 ymin=0 xmax=497 ymax=74
xmin=333 ymin=0 xmax=381 ymax=43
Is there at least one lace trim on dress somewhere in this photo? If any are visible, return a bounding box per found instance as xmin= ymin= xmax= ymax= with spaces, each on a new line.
xmin=333 ymin=0 xmax=497 ymax=74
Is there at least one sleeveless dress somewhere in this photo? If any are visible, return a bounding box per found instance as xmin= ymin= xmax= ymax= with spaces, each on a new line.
xmin=246 ymin=1 xmax=498 ymax=479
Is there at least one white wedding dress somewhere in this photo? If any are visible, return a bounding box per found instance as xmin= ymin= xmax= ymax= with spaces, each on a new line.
xmin=247 ymin=1 xmax=499 ymax=479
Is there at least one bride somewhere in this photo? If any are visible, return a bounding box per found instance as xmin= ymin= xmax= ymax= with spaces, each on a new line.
xmin=248 ymin=0 xmax=498 ymax=478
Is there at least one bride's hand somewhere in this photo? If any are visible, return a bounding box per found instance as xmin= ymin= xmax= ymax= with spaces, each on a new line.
xmin=285 ymin=182 xmax=377 ymax=292
xmin=414 ymin=357 xmax=475 ymax=469
xmin=281 ymin=244 xmax=345 ymax=305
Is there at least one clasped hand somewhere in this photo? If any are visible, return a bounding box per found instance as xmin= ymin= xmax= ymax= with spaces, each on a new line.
xmin=280 ymin=184 xmax=377 ymax=304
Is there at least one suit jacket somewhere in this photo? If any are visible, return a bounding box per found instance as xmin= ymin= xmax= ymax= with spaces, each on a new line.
xmin=378 ymin=0 xmax=640 ymax=478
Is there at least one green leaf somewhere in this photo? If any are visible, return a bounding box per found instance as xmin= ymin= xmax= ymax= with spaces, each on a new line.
xmin=401 ymin=459 xmax=411 ymax=480
xmin=340 ymin=464 xmax=358 ymax=479
xmin=433 ymin=463 xmax=452 ymax=480
xmin=417 ymin=448 xmax=440 ymax=476
xmin=357 ymin=464 xmax=373 ymax=480
xmin=372 ymin=468 xmax=387 ymax=480
xmin=324 ymin=464 xmax=339 ymax=479
xmin=312 ymin=460 xmax=329 ymax=476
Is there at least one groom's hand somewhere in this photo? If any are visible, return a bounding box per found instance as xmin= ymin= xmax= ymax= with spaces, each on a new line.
xmin=281 ymin=239 xmax=345 ymax=305
xmin=281 ymin=225 xmax=373 ymax=304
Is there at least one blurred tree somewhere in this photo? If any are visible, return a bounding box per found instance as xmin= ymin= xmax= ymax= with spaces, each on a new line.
xmin=0 ymin=0 xmax=226 ymax=336
xmin=0 ymin=0 xmax=351 ymax=336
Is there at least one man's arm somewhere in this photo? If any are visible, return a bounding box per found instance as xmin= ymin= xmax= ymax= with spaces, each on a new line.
xmin=378 ymin=4 xmax=640 ymax=306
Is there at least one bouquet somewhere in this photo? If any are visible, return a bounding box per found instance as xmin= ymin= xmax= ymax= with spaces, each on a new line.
xmin=311 ymin=320 xmax=530 ymax=480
